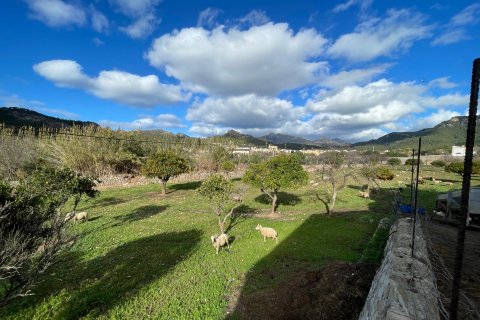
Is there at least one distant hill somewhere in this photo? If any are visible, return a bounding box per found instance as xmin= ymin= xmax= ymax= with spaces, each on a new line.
xmin=259 ymin=132 xmax=351 ymax=149
xmin=354 ymin=116 xmax=480 ymax=152
xmin=0 ymin=107 xmax=98 ymax=129
xmin=258 ymin=133 xmax=314 ymax=146
xmin=222 ymin=130 xmax=268 ymax=147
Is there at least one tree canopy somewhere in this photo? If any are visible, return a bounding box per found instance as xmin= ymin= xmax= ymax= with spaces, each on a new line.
xmin=142 ymin=150 xmax=189 ymax=194
xmin=243 ymin=154 xmax=307 ymax=214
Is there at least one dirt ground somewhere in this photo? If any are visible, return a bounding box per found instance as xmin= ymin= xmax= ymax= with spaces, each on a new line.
xmin=228 ymin=261 xmax=377 ymax=320
xmin=424 ymin=218 xmax=480 ymax=319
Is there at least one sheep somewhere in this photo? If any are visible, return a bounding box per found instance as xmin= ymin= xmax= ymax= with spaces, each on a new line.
xmin=64 ymin=211 xmax=75 ymax=222
xmin=255 ymin=224 xmax=278 ymax=243
xmin=73 ymin=211 xmax=88 ymax=223
xmin=358 ymin=191 xmax=370 ymax=200
xmin=211 ymin=233 xmax=229 ymax=254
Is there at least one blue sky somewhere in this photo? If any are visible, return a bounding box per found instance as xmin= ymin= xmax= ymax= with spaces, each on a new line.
xmin=1 ymin=0 xmax=479 ymax=142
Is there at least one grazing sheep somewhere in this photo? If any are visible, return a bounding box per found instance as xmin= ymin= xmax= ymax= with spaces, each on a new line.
xmin=73 ymin=211 xmax=88 ymax=223
xmin=358 ymin=191 xmax=370 ymax=200
xmin=64 ymin=211 xmax=75 ymax=222
xmin=255 ymin=224 xmax=278 ymax=243
xmin=211 ymin=233 xmax=229 ymax=254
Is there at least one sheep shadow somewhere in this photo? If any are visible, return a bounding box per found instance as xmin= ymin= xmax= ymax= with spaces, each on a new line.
xmin=81 ymin=197 xmax=127 ymax=210
xmin=113 ymin=205 xmax=168 ymax=225
xmin=57 ymin=230 xmax=201 ymax=319
xmin=254 ymin=192 xmax=301 ymax=206
xmin=169 ymin=181 xmax=202 ymax=192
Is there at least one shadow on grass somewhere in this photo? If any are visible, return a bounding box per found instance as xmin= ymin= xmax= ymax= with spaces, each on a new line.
xmin=113 ymin=205 xmax=168 ymax=225
xmin=254 ymin=192 xmax=301 ymax=206
xmin=226 ymin=212 xmax=379 ymax=320
xmin=1 ymin=230 xmax=202 ymax=319
xmin=81 ymin=197 xmax=128 ymax=210
xmin=169 ymin=181 xmax=202 ymax=192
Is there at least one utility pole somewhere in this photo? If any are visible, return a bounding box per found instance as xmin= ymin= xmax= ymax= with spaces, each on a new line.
xmin=449 ymin=58 xmax=480 ymax=320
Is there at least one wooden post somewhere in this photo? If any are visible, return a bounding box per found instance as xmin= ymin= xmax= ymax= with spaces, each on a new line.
xmin=411 ymin=138 xmax=421 ymax=258
xmin=450 ymin=58 xmax=480 ymax=320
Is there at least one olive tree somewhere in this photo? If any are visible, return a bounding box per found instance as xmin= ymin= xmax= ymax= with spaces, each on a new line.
xmin=312 ymin=152 xmax=353 ymax=215
xmin=198 ymin=174 xmax=244 ymax=234
xmin=141 ymin=150 xmax=189 ymax=195
xmin=0 ymin=167 xmax=98 ymax=306
xmin=244 ymin=154 xmax=308 ymax=214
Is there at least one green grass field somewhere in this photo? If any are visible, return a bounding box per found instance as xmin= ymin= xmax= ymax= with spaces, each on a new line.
xmin=1 ymin=166 xmax=477 ymax=319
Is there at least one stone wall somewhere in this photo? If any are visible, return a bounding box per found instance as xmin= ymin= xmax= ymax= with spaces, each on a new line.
xmin=359 ymin=218 xmax=440 ymax=320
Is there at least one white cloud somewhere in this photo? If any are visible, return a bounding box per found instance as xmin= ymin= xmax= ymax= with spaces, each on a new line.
xmin=408 ymin=109 xmax=461 ymax=131
xmin=93 ymin=37 xmax=104 ymax=46
xmin=90 ymin=5 xmax=109 ymax=33
xmin=146 ymin=23 xmax=328 ymax=96
xmin=109 ymin=0 xmax=160 ymax=38
xmin=101 ymin=114 xmax=185 ymax=130
xmin=109 ymin=0 xmax=160 ymax=17
xmin=332 ymin=0 xmax=373 ymax=13
xmin=432 ymin=3 xmax=480 ymax=45
xmin=319 ymin=64 xmax=391 ymax=90
xmin=197 ymin=7 xmax=222 ymax=28
xmin=33 ymin=60 xmax=190 ymax=107
xmin=119 ymin=13 xmax=158 ymax=38
xmin=187 ymin=94 xmax=304 ymax=130
xmin=428 ymin=77 xmax=458 ymax=89
xmin=0 ymin=93 xmax=80 ymax=119
xmin=327 ymin=9 xmax=432 ymax=62
xmin=237 ymin=10 xmax=270 ymax=27
xmin=26 ymin=0 xmax=86 ymax=27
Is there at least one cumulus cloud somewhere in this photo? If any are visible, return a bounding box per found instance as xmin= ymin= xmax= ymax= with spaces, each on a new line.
xmin=101 ymin=114 xmax=185 ymax=130
xmin=319 ymin=64 xmax=391 ymax=90
xmin=33 ymin=60 xmax=189 ymax=107
xmin=146 ymin=23 xmax=328 ymax=96
xmin=327 ymin=9 xmax=432 ymax=62
xmin=187 ymin=94 xmax=304 ymax=130
xmin=26 ymin=0 xmax=86 ymax=27
xmin=407 ymin=109 xmax=461 ymax=131
xmin=432 ymin=3 xmax=480 ymax=45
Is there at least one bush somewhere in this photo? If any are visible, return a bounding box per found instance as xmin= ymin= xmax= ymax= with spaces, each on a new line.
xmin=387 ymin=158 xmax=401 ymax=166
xmin=142 ymin=150 xmax=189 ymax=194
xmin=0 ymin=167 xmax=98 ymax=306
xmin=445 ymin=161 xmax=480 ymax=175
xmin=431 ymin=160 xmax=446 ymax=167
xmin=376 ymin=166 xmax=395 ymax=180
xmin=405 ymin=159 xmax=423 ymax=166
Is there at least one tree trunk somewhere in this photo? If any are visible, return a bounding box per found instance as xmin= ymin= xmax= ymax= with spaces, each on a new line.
xmin=161 ymin=180 xmax=167 ymax=195
xmin=271 ymin=192 xmax=278 ymax=214
xmin=331 ymin=189 xmax=337 ymax=213
xmin=218 ymin=216 xmax=225 ymax=234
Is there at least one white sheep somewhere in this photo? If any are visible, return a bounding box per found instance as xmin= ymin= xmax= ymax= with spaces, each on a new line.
xmin=64 ymin=211 xmax=75 ymax=222
xmin=73 ymin=211 xmax=88 ymax=223
xmin=255 ymin=224 xmax=278 ymax=243
xmin=358 ymin=191 xmax=370 ymax=200
xmin=211 ymin=233 xmax=229 ymax=254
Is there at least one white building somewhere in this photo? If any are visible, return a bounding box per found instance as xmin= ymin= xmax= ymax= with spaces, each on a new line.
xmin=233 ymin=147 xmax=250 ymax=155
xmin=451 ymin=146 xmax=466 ymax=157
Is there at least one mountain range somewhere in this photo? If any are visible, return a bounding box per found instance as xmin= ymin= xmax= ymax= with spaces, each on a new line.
xmin=0 ymin=107 xmax=476 ymax=152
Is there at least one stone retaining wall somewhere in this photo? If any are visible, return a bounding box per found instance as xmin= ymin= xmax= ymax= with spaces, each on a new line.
xmin=359 ymin=218 xmax=440 ymax=320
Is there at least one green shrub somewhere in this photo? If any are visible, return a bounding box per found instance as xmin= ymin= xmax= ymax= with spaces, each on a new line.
xmin=387 ymin=158 xmax=401 ymax=166
xmin=431 ymin=160 xmax=446 ymax=167
xmin=376 ymin=166 xmax=395 ymax=180
xmin=405 ymin=159 xmax=423 ymax=166
xmin=142 ymin=150 xmax=189 ymax=195
xmin=446 ymin=161 xmax=480 ymax=175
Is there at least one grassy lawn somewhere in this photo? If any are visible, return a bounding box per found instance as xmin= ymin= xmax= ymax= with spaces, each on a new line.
xmin=1 ymin=167 xmax=475 ymax=319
